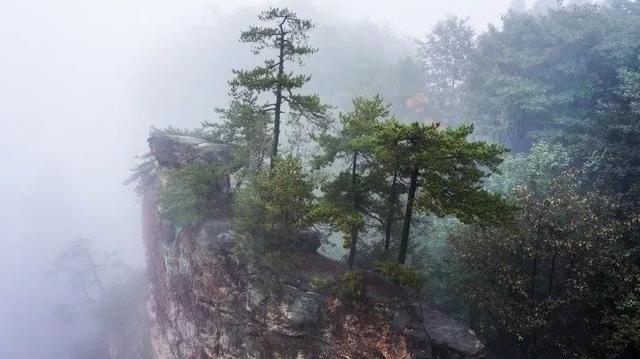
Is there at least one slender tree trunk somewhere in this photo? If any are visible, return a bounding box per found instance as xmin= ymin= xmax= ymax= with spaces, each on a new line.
xmin=85 ymin=250 xmax=105 ymax=297
xmin=270 ymin=29 xmax=286 ymax=168
xmin=348 ymin=151 xmax=359 ymax=268
xmin=530 ymin=331 xmax=539 ymax=359
xmin=398 ymin=167 xmax=418 ymax=265
xmin=384 ymin=170 xmax=398 ymax=253
xmin=530 ymin=224 xmax=541 ymax=300
xmin=548 ymin=246 xmax=557 ymax=296
xmin=348 ymin=228 xmax=358 ymax=269
xmin=527 ymin=223 xmax=542 ymax=359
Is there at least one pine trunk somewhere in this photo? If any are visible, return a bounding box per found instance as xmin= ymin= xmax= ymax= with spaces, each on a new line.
xmin=398 ymin=168 xmax=418 ymax=265
xmin=348 ymin=151 xmax=359 ymax=268
xmin=270 ymin=28 xmax=286 ymax=167
xmin=384 ymin=170 xmax=398 ymax=253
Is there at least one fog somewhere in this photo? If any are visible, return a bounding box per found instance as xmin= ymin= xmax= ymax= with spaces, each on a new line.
xmin=0 ymin=0 xmax=539 ymax=357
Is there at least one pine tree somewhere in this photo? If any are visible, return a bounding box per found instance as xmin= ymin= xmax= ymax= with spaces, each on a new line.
xmin=231 ymin=7 xmax=329 ymax=167
xmin=233 ymin=155 xmax=316 ymax=252
xmin=313 ymin=96 xmax=390 ymax=268
xmin=205 ymin=94 xmax=271 ymax=183
xmin=375 ymin=121 xmax=511 ymax=264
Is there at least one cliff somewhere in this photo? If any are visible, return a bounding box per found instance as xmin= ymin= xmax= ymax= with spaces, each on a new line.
xmin=141 ymin=133 xmax=487 ymax=359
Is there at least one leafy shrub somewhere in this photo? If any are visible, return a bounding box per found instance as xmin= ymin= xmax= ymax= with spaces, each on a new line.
xmin=158 ymin=163 xmax=228 ymax=226
xmin=308 ymin=201 xmax=364 ymax=250
xmin=310 ymin=274 xmax=334 ymax=291
xmin=334 ymin=271 xmax=365 ymax=304
xmin=375 ymin=260 xmax=422 ymax=290
xmin=450 ymin=174 xmax=639 ymax=357
xmin=233 ymin=155 xmax=315 ymax=252
xmin=485 ymin=141 xmax=570 ymax=197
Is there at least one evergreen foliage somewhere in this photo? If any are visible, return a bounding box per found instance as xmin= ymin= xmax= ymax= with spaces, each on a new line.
xmin=137 ymin=4 xmax=640 ymax=356
xmin=205 ymin=94 xmax=272 ymax=183
xmin=375 ymin=260 xmax=422 ymax=289
xmin=334 ymin=271 xmax=366 ymax=307
xmin=230 ymin=7 xmax=330 ymax=165
xmin=312 ymin=96 xmax=391 ymax=267
xmin=374 ymin=121 xmax=512 ymax=264
xmin=157 ymin=163 xmax=228 ymax=226
xmin=233 ymin=155 xmax=316 ymax=253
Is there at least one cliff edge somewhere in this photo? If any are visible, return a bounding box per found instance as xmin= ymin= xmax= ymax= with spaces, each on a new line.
xmin=141 ymin=133 xmax=486 ymax=359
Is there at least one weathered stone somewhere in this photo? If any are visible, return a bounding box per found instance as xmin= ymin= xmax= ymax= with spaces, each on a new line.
xmin=424 ymin=309 xmax=487 ymax=359
xmin=148 ymin=133 xmax=232 ymax=168
xmin=196 ymin=219 xmax=234 ymax=249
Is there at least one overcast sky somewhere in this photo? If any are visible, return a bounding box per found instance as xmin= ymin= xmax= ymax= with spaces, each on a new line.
xmin=130 ymin=0 xmax=517 ymax=36
xmin=210 ymin=0 xmax=515 ymax=34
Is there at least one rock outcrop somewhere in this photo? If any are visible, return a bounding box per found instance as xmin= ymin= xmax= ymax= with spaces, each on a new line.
xmin=148 ymin=133 xmax=233 ymax=169
xmin=142 ymin=133 xmax=487 ymax=359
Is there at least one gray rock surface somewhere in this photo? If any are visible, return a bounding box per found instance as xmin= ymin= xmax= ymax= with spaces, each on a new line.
xmin=425 ymin=310 xmax=487 ymax=359
xmin=148 ymin=133 xmax=232 ymax=168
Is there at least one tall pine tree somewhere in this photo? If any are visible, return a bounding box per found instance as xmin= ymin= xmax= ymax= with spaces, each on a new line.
xmin=231 ymin=7 xmax=329 ymax=166
xmin=313 ymin=96 xmax=390 ymax=268
xmin=375 ymin=122 xmax=511 ymax=264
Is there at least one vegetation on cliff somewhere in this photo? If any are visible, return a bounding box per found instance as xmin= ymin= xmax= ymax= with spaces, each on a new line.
xmin=143 ymin=2 xmax=640 ymax=358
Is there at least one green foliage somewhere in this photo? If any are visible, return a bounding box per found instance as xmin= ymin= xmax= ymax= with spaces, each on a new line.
xmin=465 ymin=3 xmax=640 ymax=211
xmin=314 ymin=95 xmax=390 ymax=168
xmin=605 ymin=292 xmax=640 ymax=354
xmin=309 ymin=274 xmax=334 ymax=291
xmin=233 ymin=155 xmax=316 ymax=252
xmin=449 ymin=173 xmax=639 ymax=358
xmin=135 ymin=6 xmax=640 ymax=357
xmin=231 ymin=7 xmax=330 ymax=161
xmin=313 ymin=96 xmax=391 ymax=266
xmin=310 ymin=271 xmax=366 ymax=308
xmin=374 ymin=120 xmax=513 ymax=263
xmin=376 ymin=122 xmax=509 ymax=220
xmin=334 ymin=271 xmax=365 ymax=305
xmin=205 ymin=94 xmax=272 ymax=182
xmin=417 ymin=16 xmax=475 ymax=126
xmin=309 ymin=200 xmax=363 ymax=250
xmin=404 ymin=5 xmax=640 ymax=355
xmin=149 ymin=126 xmax=216 ymax=141
xmin=486 ymin=141 xmax=571 ymax=197
xmin=158 ymin=163 xmax=228 ymax=226
xmin=375 ymin=260 xmax=422 ymax=290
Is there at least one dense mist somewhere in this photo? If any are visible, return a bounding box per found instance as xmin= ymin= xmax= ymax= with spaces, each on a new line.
xmin=1 ymin=0 xmax=616 ymax=358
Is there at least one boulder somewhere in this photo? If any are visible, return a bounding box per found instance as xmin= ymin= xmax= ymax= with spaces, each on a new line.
xmin=425 ymin=309 xmax=487 ymax=359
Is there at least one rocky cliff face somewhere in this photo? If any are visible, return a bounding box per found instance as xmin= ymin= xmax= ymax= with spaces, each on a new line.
xmin=142 ymin=134 xmax=486 ymax=359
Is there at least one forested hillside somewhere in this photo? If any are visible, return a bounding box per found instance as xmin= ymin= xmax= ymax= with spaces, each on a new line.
xmin=139 ymin=1 xmax=640 ymax=358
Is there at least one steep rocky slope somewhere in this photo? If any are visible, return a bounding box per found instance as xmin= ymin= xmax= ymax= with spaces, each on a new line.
xmin=141 ymin=133 xmax=486 ymax=359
